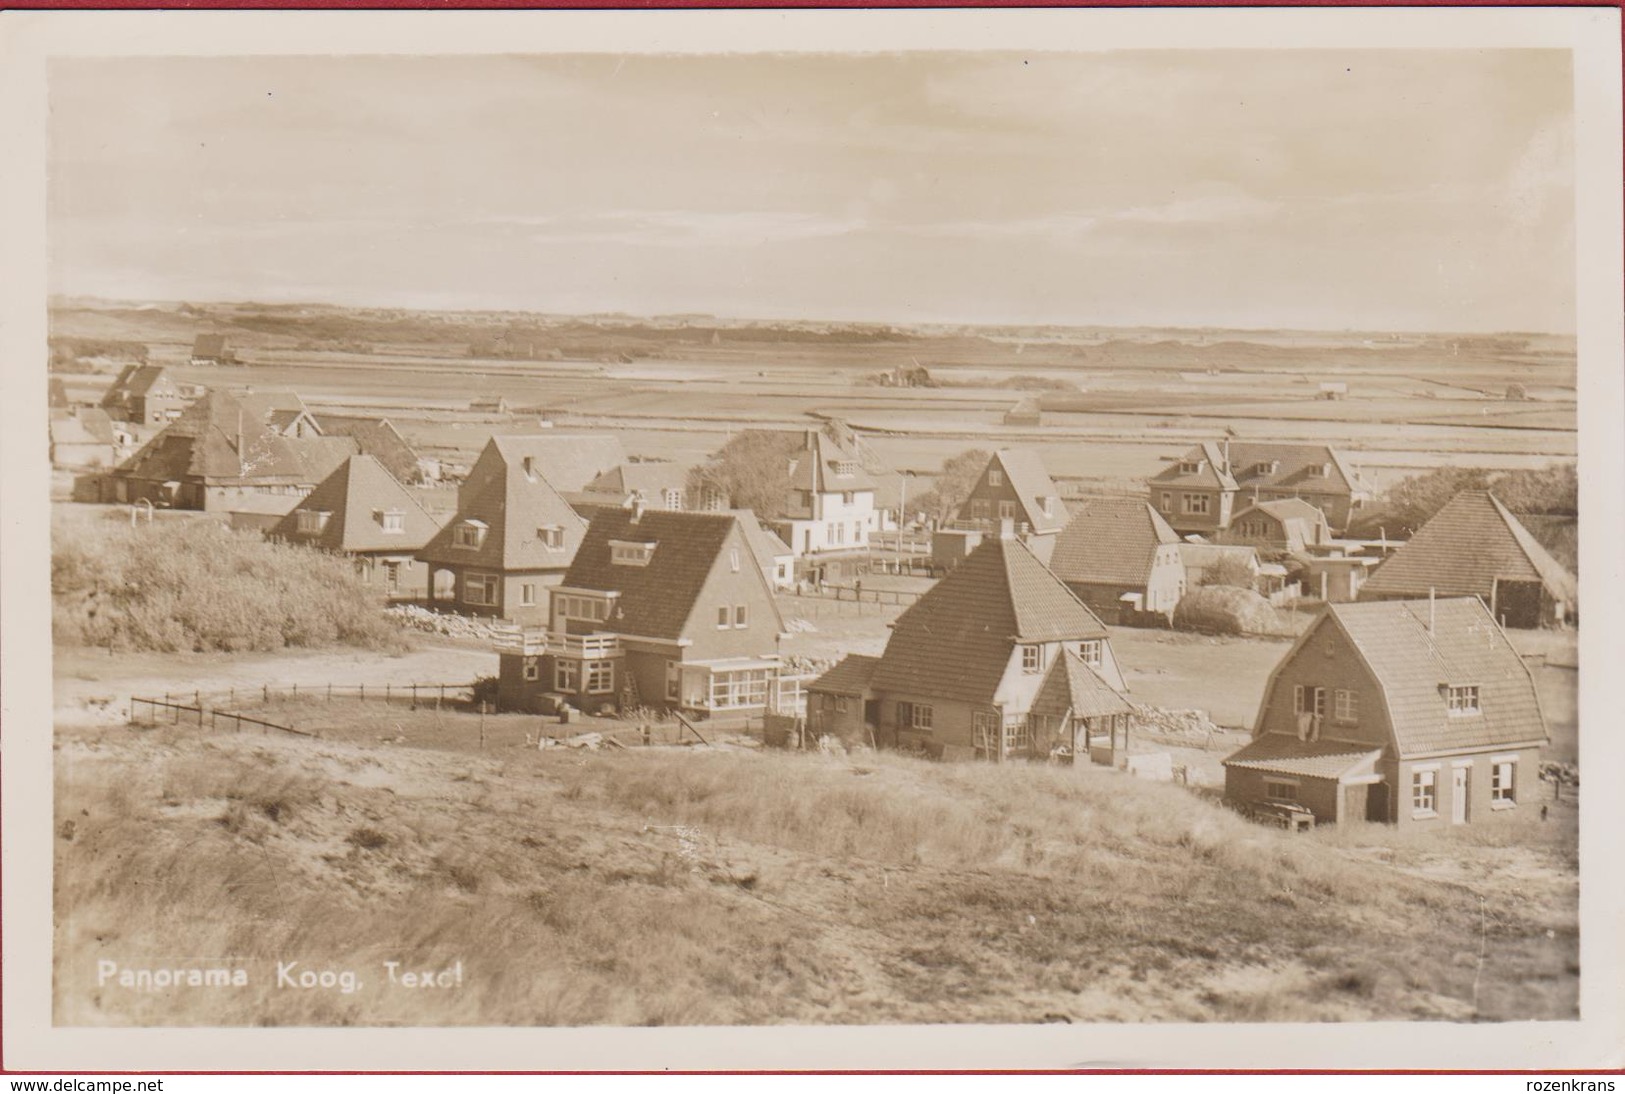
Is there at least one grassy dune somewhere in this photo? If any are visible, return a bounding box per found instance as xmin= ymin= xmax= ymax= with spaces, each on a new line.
xmin=54 ymin=724 xmax=1577 ymax=1027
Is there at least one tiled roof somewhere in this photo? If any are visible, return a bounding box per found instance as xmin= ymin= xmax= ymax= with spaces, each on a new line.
xmin=476 ymin=434 xmax=627 ymax=494
xmin=1328 ymin=597 xmax=1548 ymax=756
xmin=272 ymin=455 xmax=442 ymax=553
xmin=1150 ymin=441 xmax=1238 ymax=490
xmin=114 ymin=390 xmax=355 ymax=484
xmin=50 ymin=407 xmax=117 ymax=447
xmin=1223 ymin=734 xmax=1382 ymax=780
xmin=787 ymin=431 xmax=877 ymax=494
xmin=1361 ymin=491 xmax=1577 ymax=609
xmin=192 ymin=334 xmax=227 ymax=357
xmin=101 ymin=364 xmax=175 ymax=403
xmin=1030 ymin=649 xmax=1133 ymax=720
xmin=871 ymin=537 xmax=1107 ymax=705
xmin=1050 ymin=496 xmax=1179 ymax=587
xmin=809 ymin=654 xmax=882 ymax=696
xmin=730 ymin=509 xmax=792 ymax=576
xmin=313 ymin=415 xmax=421 ymax=485
xmin=1226 ymin=499 xmax=1329 ymax=553
xmin=583 ymin=461 xmax=690 ymax=501
xmin=417 ymin=437 xmax=588 ymax=571
xmin=1226 ymin=442 xmax=1360 ymax=494
xmin=992 ymin=450 xmax=1069 ymax=533
xmin=561 ymin=509 xmax=782 ymax=641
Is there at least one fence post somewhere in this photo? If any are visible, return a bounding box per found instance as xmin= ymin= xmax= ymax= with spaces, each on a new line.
xmin=438 ymin=686 xmax=443 ymax=711
xmin=327 ymin=683 xmax=333 ymax=703
xmin=386 ymin=684 xmax=391 ymax=705
xmin=360 ymin=684 xmax=365 ymax=702
xmin=292 ymin=683 xmax=298 ymax=700
xmin=263 ymin=684 xmax=269 ymax=704
xmin=412 ymin=684 xmax=418 ymax=710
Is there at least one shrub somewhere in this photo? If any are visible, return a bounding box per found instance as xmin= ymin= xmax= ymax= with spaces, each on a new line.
xmin=52 ymin=517 xmax=409 ymax=654
xmin=1197 ymin=554 xmax=1257 ymax=589
xmin=1173 ymin=586 xmax=1278 ymax=636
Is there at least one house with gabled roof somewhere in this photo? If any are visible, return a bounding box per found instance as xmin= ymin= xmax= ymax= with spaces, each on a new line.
xmin=494 ymin=507 xmax=787 ymax=718
xmin=1150 ymin=440 xmax=1368 ymax=535
xmin=190 ymin=333 xmax=236 ymax=366
xmin=416 ymin=436 xmax=589 ymax=624
xmin=312 ymin=414 xmax=424 ymax=486
xmin=49 ymin=407 xmax=121 ymax=469
xmin=1223 ymin=597 xmax=1549 ymax=826
xmin=734 ymin=510 xmax=795 ymax=590
xmin=763 ymin=429 xmax=881 ymax=584
xmin=1027 ymin=649 xmax=1136 ymax=766
xmin=100 ymin=364 xmax=197 ymax=426
xmin=271 ymin=455 xmax=443 ymax=600
xmin=578 ymin=460 xmax=691 ymax=513
xmin=102 ymin=389 xmax=355 ymax=511
xmin=236 ymin=389 xmax=322 ymax=439
xmin=806 ymin=654 xmax=882 ymax=743
xmin=953 ymin=450 xmax=1069 ymax=562
xmin=1358 ymin=491 xmax=1576 ymax=628
xmin=1049 ymin=496 xmax=1185 ymax=622
xmin=869 ymin=535 xmax=1127 ymax=761
xmin=480 ymin=433 xmax=627 ymax=494
xmin=1220 ymin=497 xmax=1332 ymax=556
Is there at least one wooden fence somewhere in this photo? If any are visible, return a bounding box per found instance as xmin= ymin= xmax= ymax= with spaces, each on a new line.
xmin=175 ymin=681 xmax=481 ymax=711
xmin=130 ymin=696 xmax=313 ymax=738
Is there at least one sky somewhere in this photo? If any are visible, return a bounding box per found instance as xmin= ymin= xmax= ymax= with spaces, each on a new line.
xmin=48 ymin=50 xmax=1576 ymax=333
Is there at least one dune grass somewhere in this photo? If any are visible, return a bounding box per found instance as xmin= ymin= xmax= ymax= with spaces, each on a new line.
xmin=54 ymin=724 xmax=1577 ymax=1027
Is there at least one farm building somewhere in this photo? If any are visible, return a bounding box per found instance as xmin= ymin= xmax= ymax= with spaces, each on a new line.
xmin=49 ymin=407 xmax=121 ymax=469
xmin=190 ymin=333 xmax=237 ymax=366
xmin=101 ymin=389 xmax=355 ymax=511
xmin=99 ymin=364 xmax=197 ymax=426
xmin=270 ymin=455 xmax=443 ymax=600
xmin=1048 ymin=496 xmax=1186 ymax=623
xmin=806 ymin=654 xmax=881 ymax=744
xmin=868 ymin=534 xmax=1127 ymax=761
xmin=416 ymin=436 xmax=589 ymax=625
xmin=952 ymin=449 xmax=1069 ymax=563
xmin=1219 ymin=497 xmax=1332 ymax=556
xmin=312 ymin=414 xmax=425 ymax=486
xmin=1224 ymin=597 xmax=1548 ymax=827
xmin=1357 ymin=491 xmax=1577 ymax=628
xmin=493 ymin=507 xmax=787 ymax=719
xmin=1150 ymin=441 xmax=1369 ymax=535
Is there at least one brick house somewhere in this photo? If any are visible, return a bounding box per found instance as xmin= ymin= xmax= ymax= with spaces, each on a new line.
xmin=1150 ymin=441 xmax=1368 ymax=535
xmin=494 ymin=507 xmax=787 ymax=718
xmin=953 ymin=449 xmax=1069 ymax=563
xmin=1223 ymin=597 xmax=1548 ymax=826
xmin=1219 ymin=497 xmax=1332 ymax=556
xmin=868 ymin=535 xmax=1127 ymax=761
xmin=270 ymin=455 xmax=443 ymax=600
xmin=100 ymin=365 xmax=197 ymax=426
xmin=1358 ymin=490 xmax=1577 ymax=628
xmin=1048 ymin=496 xmax=1186 ymax=623
xmin=416 ymin=437 xmax=589 ymax=624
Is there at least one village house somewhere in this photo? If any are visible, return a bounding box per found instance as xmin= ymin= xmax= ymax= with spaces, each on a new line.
xmin=806 ymin=654 xmax=881 ymax=744
xmin=951 ymin=449 xmax=1069 ymax=564
xmin=311 ymin=414 xmax=425 ymax=486
xmin=1357 ymin=490 xmax=1577 ymax=628
xmin=1219 ymin=497 xmax=1332 ymax=556
xmin=773 ymin=429 xmax=880 ymax=584
xmin=868 ymin=535 xmax=1127 ymax=761
xmin=737 ymin=510 xmax=796 ymax=590
xmin=49 ymin=407 xmax=123 ymax=469
xmin=102 ymin=389 xmax=355 ymax=511
xmin=270 ymin=455 xmax=443 ymax=600
xmin=576 ymin=461 xmax=692 ymax=514
xmin=189 ymin=333 xmax=237 ymax=366
xmin=1223 ymin=597 xmax=1549 ymax=827
xmin=99 ymin=364 xmax=198 ymax=426
xmin=493 ymin=507 xmax=787 ymax=718
xmin=1048 ymin=496 xmax=1186 ymax=624
xmin=416 ymin=436 xmax=589 ymax=624
xmin=1150 ymin=440 xmax=1368 ymax=535
xmin=481 ymin=433 xmax=627 ymax=495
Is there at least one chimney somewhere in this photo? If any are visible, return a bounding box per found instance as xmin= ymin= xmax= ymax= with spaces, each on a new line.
xmin=1222 ymin=436 xmax=1231 ymax=472
xmin=630 ymin=494 xmax=645 ymax=524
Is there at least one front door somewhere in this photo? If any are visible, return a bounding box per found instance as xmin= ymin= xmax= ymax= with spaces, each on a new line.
xmin=1451 ymin=766 xmax=1470 ymax=824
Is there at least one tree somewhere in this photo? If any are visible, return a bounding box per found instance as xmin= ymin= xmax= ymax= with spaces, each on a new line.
xmin=1198 ymin=553 xmax=1258 ymax=589
xmin=911 ymin=448 xmax=991 ymax=522
xmin=686 ymin=431 xmax=805 ymax=517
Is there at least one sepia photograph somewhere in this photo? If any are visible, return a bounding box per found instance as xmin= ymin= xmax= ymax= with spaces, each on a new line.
xmin=3 ymin=5 xmax=1622 ymax=1075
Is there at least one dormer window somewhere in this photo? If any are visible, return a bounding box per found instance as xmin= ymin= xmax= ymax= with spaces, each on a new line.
xmin=835 ymin=460 xmax=857 ymax=478
xmin=453 ymin=520 xmax=488 ymax=549
xmin=1041 ymin=496 xmax=1054 ymax=517
xmin=1319 ymin=462 xmax=1333 ymax=478
xmin=538 ymin=525 xmax=565 ymax=550
xmin=610 ymin=539 xmax=655 ymax=566
xmin=296 ymin=509 xmax=331 ymax=535
xmin=521 ymin=455 xmax=537 ymax=480
xmin=1256 ymin=460 xmax=1280 ymax=475
xmin=663 ymin=488 xmax=682 ymax=510
xmin=988 ymin=468 xmax=1004 ymax=487
xmin=1446 ymin=685 xmax=1480 ymax=715
xmin=1179 ymin=459 xmax=1205 ymax=475
xmin=379 ymin=509 xmax=405 ymax=534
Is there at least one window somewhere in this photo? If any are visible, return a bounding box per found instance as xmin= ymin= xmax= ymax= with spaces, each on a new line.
xmin=453 ymin=521 xmax=487 ymax=549
xmin=970 ymin=499 xmax=990 ymax=520
xmin=665 ymin=661 xmax=681 ymax=701
xmin=1078 ymin=639 xmax=1103 ymax=667
xmin=380 ymin=509 xmax=405 ymax=534
xmin=463 ymin=572 xmax=499 ymax=607
xmin=1041 ymin=496 xmax=1055 ymax=517
xmin=973 ymin=711 xmax=998 ymax=751
xmin=296 ymin=509 xmax=331 ymax=535
xmin=729 ymin=549 xmax=740 ymax=573
xmin=1264 ymin=780 xmax=1299 ymax=802
xmin=383 ymin=561 xmax=401 ymax=591
xmin=910 ymin=704 xmax=934 ymax=730
xmin=555 ymin=660 xmax=580 ymax=692
xmin=1020 ymin=645 xmax=1044 ymax=674
xmin=710 ymin=669 xmax=769 ymax=709
xmin=1293 ymin=685 xmax=1305 ymax=714
xmin=663 ymin=488 xmax=682 ymax=510
xmin=841 ymin=491 xmax=855 ymax=505
xmin=522 ymin=658 xmax=540 ymax=682
xmin=585 ymin=660 xmax=614 ymax=694
xmin=1411 ymin=768 xmax=1438 ymax=817
xmin=610 ymin=540 xmax=654 ymax=566
xmin=520 ymin=583 xmax=536 ymax=607
xmin=717 ymin=606 xmax=730 ymax=629
xmin=1181 ymin=493 xmax=1211 ymax=516
xmin=1179 ymin=460 xmax=1205 ymax=475
xmin=1160 ymin=491 xmax=1173 ymax=511
xmin=554 ymin=594 xmax=610 ymax=625
xmin=734 ymin=605 xmax=748 ymax=628
xmin=1492 ymin=759 xmax=1517 ymax=807
xmin=1334 ymin=689 xmax=1359 ymax=723
xmin=835 ymin=695 xmax=849 ymax=714
xmin=998 ymin=500 xmax=1016 ymax=521
xmin=538 ymin=525 xmax=566 ymax=550
xmin=1447 ymin=685 xmax=1481 ymax=715
xmin=988 ymin=468 xmax=1004 ymax=487
xmin=835 ymin=460 xmax=857 ymax=478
